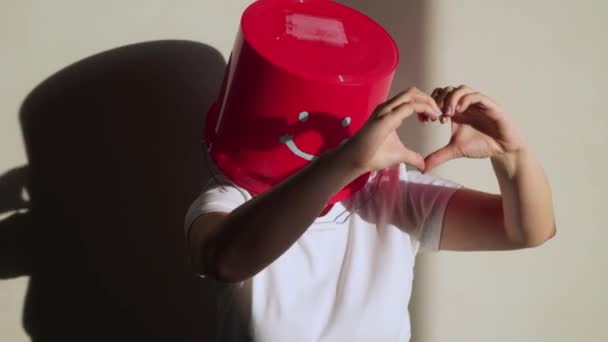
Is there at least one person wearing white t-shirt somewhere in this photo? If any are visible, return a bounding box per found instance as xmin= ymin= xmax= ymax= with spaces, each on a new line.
xmin=185 ymin=86 xmax=556 ymax=341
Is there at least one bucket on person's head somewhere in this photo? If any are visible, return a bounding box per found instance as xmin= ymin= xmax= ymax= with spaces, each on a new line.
xmin=205 ymin=0 xmax=399 ymax=204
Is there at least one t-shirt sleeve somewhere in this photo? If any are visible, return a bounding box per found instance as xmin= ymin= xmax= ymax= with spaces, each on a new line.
xmin=184 ymin=178 xmax=252 ymax=241
xmin=399 ymin=166 xmax=462 ymax=252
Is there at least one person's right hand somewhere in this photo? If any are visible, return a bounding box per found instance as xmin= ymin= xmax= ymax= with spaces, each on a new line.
xmin=337 ymin=87 xmax=442 ymax=174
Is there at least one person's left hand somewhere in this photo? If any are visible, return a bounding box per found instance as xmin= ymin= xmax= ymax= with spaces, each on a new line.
xmin=423 ymin=85 xmax=528 ymax=172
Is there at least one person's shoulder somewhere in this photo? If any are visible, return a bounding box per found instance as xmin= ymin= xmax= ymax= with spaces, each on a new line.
xmin=199 ymin=175 xmax=253 ymax=204
xmin=198 ymin=150 xmax=250 ymax=200
xmin=184 ymin=175 xmax=252 ymax=233
xmin=350 ymin=164 xmax=461 ymax=208
xmin=344 ymin=164 xmax=402 ymax=212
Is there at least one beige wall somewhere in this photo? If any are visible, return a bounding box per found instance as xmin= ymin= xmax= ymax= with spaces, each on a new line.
xmin=1 ymin=0 xmax=605 ymax=341
xmin=419 ymin=1 xmax=607 ymax=341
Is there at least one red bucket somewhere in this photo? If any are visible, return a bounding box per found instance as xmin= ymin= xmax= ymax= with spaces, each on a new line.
xmin=206 ymin=0 xmax=399 ymax=204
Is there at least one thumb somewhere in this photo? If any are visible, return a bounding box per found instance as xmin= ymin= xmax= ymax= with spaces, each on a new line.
xmin=384 ymin=132 xmax=425 ymax=171
xmin=424 ymin=144 xmax=460 ymax=172
xmin=399 ymin=146 xmax=426 ymax=171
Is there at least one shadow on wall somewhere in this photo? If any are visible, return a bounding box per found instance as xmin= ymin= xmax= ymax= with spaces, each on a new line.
xmin=0 ymin=40 xmax=226 ymax=341
xmin=336 ymin=1 xmax=431 ymax=342
xmin=1 ymin=1 xmax=431 ymax=341
xmin=0 ymin=166 xmax=33 ymax=279
xmin=337 ymin=0 xmax=430 ymax=153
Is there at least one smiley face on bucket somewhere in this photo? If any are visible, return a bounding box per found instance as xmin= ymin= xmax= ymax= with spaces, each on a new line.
xmin=279 ymin=111 xmax=353 ymax=161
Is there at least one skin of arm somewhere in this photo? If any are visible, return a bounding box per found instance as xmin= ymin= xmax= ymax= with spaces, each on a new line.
xmin=440 ymin=149 xmax=555 ymax=251
xmin=189 ymin=149 xmax=359 ymax=282
xmin=425 ymin=85 xmax=555 ymax=251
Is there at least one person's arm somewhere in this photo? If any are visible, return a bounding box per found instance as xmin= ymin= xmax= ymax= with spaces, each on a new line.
xmin=190 ymin=150 xmax=359 ymax=282
xmin=440 ymin=150 xmax=555 ymax=251
xmin=188 ymin=88 xmax=442 ymax=282
xmin=424 ymin=85 xmax=556 ymax=251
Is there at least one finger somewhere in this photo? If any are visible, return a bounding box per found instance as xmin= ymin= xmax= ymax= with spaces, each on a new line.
xmin=431 ymin=86 xmax=454 ymax=105
xmin=409 ymin=87 xmax=443 ymax=115
xmin=390 ymin=102 xmax=441 ymax=125
xmin=432 ymin=87 xmax=455 ymax=123
xmin=444 ymin=85 xmax=476 ymax=116
xmin=379 ymin=87 xmax=441 ymax=117
xmin=431 ymin=87 xmax=441 ymax=98
xmin=378 ymin=88 xmax=418 ymax=114
xmin=423 ymin=144 xmax=461 ymax=172
xmin=417 ymin=112 xmax=435 ymax=124
xmin=401 ymin=147 xmax=426 ymax=171
xmin=456 ymin=92 xmax=498 ymax=113
xmin=387 ymin=133 xmax=425 ymax=170
xmin=430 ymin=88 xmax=442 ymax=107
xmin=417 ymin=113 xmax=430 ymax=124
xmin=412 ymin=93 xmax=442 ymax=116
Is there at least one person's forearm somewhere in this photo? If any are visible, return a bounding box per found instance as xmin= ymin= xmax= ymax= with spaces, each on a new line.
xmin=491 ymin=146 xmax=556 ymax=246
xmin=210 ymin=149 xmax=361 ymax=281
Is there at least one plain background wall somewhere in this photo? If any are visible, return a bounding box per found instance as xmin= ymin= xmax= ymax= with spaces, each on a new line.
xmin=420 ymin=1 xmax=608 ymax=341
xmin=1 ymin=0 xmax=606 ymax=341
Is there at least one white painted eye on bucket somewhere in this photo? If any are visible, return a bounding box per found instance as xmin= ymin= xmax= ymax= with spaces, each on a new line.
xmin=342 ymin=117 xmax=351 ymax=127
xmin=299 ymin=111 xmax=309 ymax=122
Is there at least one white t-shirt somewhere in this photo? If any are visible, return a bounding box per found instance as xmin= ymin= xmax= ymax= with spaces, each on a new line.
xmin=185 ymin=164 xmax=460 ymax=342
